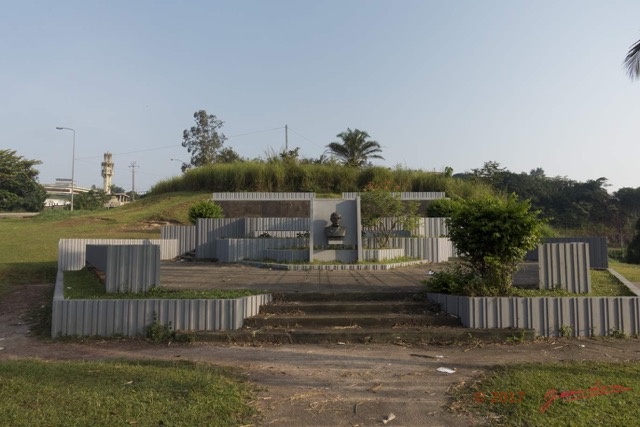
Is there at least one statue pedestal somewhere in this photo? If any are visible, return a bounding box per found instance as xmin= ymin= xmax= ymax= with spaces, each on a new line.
xmin=327 ymin=236 xmax=345 ymax=245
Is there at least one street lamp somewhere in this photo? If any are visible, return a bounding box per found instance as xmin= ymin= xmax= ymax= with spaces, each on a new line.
xmin=56 ymin=127 xmax=76 ymax=211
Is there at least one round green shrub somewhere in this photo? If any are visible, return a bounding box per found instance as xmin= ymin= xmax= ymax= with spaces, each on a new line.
xmin=188 ymin=200 xmax=224 ymax=224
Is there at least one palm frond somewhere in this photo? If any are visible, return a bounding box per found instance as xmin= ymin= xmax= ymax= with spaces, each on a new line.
xmin=624 ymin=38 xmax=640 ymax=80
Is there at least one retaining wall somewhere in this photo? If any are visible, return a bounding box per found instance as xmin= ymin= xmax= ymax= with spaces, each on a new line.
xmin=161 ymin=225 xmax=196 ymax=255
xmin=51 ymin=271 xmax=272 ymax=337
xmin=86 ymin=244 xmax=160 ymax=293
xmin=58 ymin=239 xmax=179 ymax=271
xmin=427 ymin=292 xmax=640 ymax=337
xmin=215 ymin=238 xmax=309 ymax=263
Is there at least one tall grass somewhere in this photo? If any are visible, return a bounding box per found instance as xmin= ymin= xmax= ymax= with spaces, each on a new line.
xmin=150 ymin=161 xmax=495 ymax=198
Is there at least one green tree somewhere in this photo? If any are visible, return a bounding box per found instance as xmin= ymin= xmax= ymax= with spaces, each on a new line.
xmin=182 ymin=110 xmax=228 ymax=169
xmin=217 ymin=146 xmax=243 ymax=163
xmin=360 ymin=183 xmax=420 ymax=248
xmin=188 ymin=200 xmax=224 ymax=224
xmin=446 ymin=194 xmax=544 ymax=295
xmin=0 ymin=149 xmax=47 ymax=212
xmin=74 ymin=189 xmax=111 ymax=210
xmin=109 ymin=184 xmax=126 ymax=194
xmin=326 ymin=128 xmax=384 ymax=167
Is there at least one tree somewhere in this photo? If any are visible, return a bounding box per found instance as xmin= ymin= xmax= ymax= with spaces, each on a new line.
xmin=326 ymin=128 xmax=384 ymax=167
xmin=445 ymin=194 xmax=545 ymax=295
xmin=110 ymin=184 xmax=126 ymax=194
xmin=624 ymin=38 xmax=640 ymax=80
xmin=188 ymin=200 xmax=224 ymax=224
xmin=181 ymin=110 xmax=228 ymax=168
xmin=360 ymin=182 xmax=420 ymax=248
xmin=217 ymin=147 xmax=243 ymax=163
xmin=74 ymin=189 xmax=111 ymax=210
xmin=0 ymin=149 xmax=47 ymax=212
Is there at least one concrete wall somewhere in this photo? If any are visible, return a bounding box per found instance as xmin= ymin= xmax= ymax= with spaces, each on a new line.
xmin=51 ymin=271 xmax=272 ymax=337
xmin=539 ymin=243 xmax=591 ymax=293
xmin=86 ymin=244 xmax=160 ymax=293
xmin=427 ymin=292 xmax=640 ymax=337
xmin=215 ymin=238 xmax=309 ymax=263
xmin=59 ymin=239 xmax=179 ymax=271
xmin=363 ymin=237 xmax=454 ymax=263
xmin=525 ymin=237 xmax=608 ymax=269
xmin=161 ymin=225 xmax=196 ymax=255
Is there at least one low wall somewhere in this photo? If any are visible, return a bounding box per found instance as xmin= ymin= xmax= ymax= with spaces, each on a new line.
xmin=86 ymin=244 xmax=160 ymax=293
xmin=214 ymin=238 xmax=308 ymax=262
xmin=364 ymin=237 xmax=454 ymax=263
xmin=263 ymin=249 xmax=309 ymax=262
xmin=51 ymin=271 xmax=272 ymax=337
xmin=361 ymin=248 xmax=405 ymax=262
xmin=161 ymin=225 xmax=196 ymax=255
xmin=59 ymin=239 xmax=179 ymax=271
xmin=427 ymin=292 xmax=640 ymax=337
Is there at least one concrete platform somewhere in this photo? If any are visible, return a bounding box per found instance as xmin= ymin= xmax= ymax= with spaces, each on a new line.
xmin=160 ymin=261 xmax=441 ymax=294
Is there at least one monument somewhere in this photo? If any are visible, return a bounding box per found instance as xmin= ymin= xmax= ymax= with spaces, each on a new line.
xmin=325 ymin=212 xmax=347 ymax=245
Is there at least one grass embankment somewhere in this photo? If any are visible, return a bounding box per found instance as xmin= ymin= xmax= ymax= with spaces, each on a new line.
xmin=0 ymin=192 xmax=209 ymax=291
xmin=0 ymin=359 xmax=257 ymax=427
xmin=509 ymin=268 xmax=636 ymax=297
xmin=452 ymin=361 xmax=640 ymax=426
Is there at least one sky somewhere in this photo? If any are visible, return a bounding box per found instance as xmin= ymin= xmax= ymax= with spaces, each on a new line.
xmin=3 ymin=1 xmax=640 ymax=193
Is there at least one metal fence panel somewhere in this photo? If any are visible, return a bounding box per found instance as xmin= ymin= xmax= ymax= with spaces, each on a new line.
xmin=539 ymin=243 xmax=591 ymax=293
xmin=195 ymin=218 xmax=244 ymax=258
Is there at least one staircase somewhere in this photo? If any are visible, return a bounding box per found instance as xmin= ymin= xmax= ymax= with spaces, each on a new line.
xmin=178 ymin=292 xmax=533 ymax=344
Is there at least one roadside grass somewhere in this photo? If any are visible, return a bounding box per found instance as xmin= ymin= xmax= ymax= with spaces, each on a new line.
xmin=0 ymin=359 xmax=257 ymax=427
xmin=510 ymin=269 xmax=635 ymax=297
xmin=609 ymin=259 xmax=640 ymax=282
xmin=0 ymin=192 xmax=208 ymax=290
xmin=450 ymin=361 xmax=639 ymax=426
xmin=63 ymin=268 xmax=265 ymax=300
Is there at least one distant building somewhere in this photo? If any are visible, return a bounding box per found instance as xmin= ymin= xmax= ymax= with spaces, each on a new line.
xmin=42 ymin=179 xmax=91 ymax=209
xmin=106 ymin=193 xmax=131 ymax=208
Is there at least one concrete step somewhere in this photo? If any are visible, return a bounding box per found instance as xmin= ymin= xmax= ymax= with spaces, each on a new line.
xmin=176 ymin=326 xmax=534 ymax=345
xmin=260 ymin=300 xmax=435 ymax=315
xmin=244 ymin=312 xmax=461 ymax=328
xmin=274 ymin=291 xmax=425 ymax=302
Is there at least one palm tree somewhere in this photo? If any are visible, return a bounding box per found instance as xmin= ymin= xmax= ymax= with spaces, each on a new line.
xmin=326 ymin=128 xmax=384 ymax=167
xmin=624 ymin=38 xmax=640 ymax=80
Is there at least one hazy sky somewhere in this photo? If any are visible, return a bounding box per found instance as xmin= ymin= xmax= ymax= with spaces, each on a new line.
xmin=3 ymin=1 xmax=640 ymax=193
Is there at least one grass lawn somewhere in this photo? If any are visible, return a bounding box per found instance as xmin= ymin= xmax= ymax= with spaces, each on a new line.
xmin=64 ymin=268 xmax=265 ymax=299
xmin=0 ymin=359 xmax=257 ymax=427
xmin=0 ymin=192 xmax=208 ymax=289
xmin=610 ymin=259 xmax=640 ymax=282
xmin=452 ymin=361 xmax=639 ymax=426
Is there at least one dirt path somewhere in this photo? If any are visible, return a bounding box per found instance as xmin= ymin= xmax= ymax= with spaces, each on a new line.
xmin=2 ymin=284 xmax=640 ymax=426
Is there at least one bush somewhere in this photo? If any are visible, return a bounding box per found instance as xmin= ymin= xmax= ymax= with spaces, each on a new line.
xmin=188 ymin=200 xmax=224 ymax=224
xmin=446 ymin=194 xmax=544 ymax=295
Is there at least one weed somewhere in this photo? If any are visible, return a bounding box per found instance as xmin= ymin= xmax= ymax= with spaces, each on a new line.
xmin=146 ymin=314 xmax=174 ymax=343
xmin=608 ymin=328 xmax=628 ymax=339
xmin=559 ymin=324 xmax=573 ymax=337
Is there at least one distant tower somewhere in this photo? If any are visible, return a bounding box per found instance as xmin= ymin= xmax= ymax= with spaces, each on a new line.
xmin=101 ymin=152 xmax=114 ymax=194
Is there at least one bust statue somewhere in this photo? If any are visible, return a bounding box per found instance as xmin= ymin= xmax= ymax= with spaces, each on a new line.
xmin=325 ymin=212 xmax=347 ymax=239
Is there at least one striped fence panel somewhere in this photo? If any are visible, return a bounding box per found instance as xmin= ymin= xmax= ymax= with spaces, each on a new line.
xmin=51 ymin=271 xmax=272 ymax=337
xmin=418 ymin=217 xmax=449 ymax=237
xmin=86 ymin=245 xmax=160 ymax=293
xmin=539 ymin=243 xmax=591 ymax=293
xmin=161 ymin=225 xmax=196 ymax=255
xmin=342 ymin=192 xmax=446 ymax=200
xmin=427 ymin=293 xmax=640 ymax=337
xmin=212 ymin=192 xmax=315 ymax=200
xmin=215 ymin=238 xmax=309 ymax=263
xmin=363 ymin=237 xmax=454 ymax=263
xmin=58 ymin=239 xmax=179 ymax=271
xmin=525 ymin=237 xmax=608 ymax=269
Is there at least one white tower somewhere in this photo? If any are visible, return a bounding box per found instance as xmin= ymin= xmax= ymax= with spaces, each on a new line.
xmin=101 ymin=152 xmax=114 ymax=194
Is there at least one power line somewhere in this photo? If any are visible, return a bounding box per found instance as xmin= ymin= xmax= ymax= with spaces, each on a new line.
xmin=287 ymin=126 xmax=326 ymax=150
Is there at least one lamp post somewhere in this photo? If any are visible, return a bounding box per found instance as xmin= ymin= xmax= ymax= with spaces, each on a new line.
xmin=56 ymin=127 xmax=76 ymax=211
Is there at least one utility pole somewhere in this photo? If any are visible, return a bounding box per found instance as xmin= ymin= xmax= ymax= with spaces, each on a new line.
xmin=285 ymin=124 xmax=288 ymax=152
xmin=129 ymin=161 xmax=139 ymax=201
